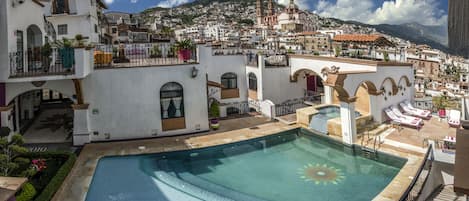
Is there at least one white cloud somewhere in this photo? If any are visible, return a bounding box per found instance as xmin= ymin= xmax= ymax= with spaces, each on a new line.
xmin=277 ymin=0 xmax=310 ymax=10
xmin=315 ymin=0 xmax=447 ymax=26
xmin=104 ymin=0 xmax=114 ymax=4
xmin=156 ymin=0 xmax=191 ymax=8
xmin=131 ymin=0 xmax=138 ymax=3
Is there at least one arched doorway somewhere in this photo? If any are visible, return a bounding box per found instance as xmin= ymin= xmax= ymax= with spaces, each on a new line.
xmin=292 ymin=69 xmax=325 ymax=103
xmin=26 ymin=25 xmax=43 ymax=72
xmin=7 ymin=89 xmax=74 ymax=144
xmin=160 ymin=82 xmax=186 ymax=131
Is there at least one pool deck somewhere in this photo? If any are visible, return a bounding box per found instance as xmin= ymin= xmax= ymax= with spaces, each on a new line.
xmin=53 ymin=115 xmax=431 ymax=201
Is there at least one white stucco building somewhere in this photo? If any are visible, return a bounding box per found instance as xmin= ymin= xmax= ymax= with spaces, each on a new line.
xmin=0 ymin=1 xmax=415 ymax=147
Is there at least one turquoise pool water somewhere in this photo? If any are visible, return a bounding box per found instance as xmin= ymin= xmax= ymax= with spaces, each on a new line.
xmin=86 ymin=129 xmax=406 ymax=201
xmin=309 ymin=106 xmax=362 ymax=134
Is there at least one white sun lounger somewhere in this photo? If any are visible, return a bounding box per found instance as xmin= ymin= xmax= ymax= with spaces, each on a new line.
xmin=404 ymin=100 xmax=432 ymax=117
xmin=391 ymin=106 xmax=423 ymax=125
xmin=399 ymin=102 xmax=432 ymax=119
xmin=384 ymin=108 xmax=422 ymax=129
xmin=448 ymin=110 xmax=461 ymax=127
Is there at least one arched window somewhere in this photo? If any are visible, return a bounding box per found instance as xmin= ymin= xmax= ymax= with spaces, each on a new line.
xmin=160 ymin=82 xmax=184 ymax=119
xmin=221 ymin=73 xmax=237 ymax=89
xmin=248 ymin=73 xmax=257 ymax=91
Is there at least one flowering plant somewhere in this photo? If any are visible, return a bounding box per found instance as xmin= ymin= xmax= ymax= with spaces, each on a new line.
xmin=32 ymin=159 xmax=47 ymax=172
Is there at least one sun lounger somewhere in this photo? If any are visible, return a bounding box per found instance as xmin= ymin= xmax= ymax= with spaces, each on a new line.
xmin=404 ymin=100 xmax=432 ymax=117
xmin=448 ymin=110 xmax=461 ymax=127
xmin=399 ymin=102 xmax=432 ymax=119
xmin=384 ymin=108 xmax=422 ymax=129
xmin=391 ymin=106 xmax=423 ymax=125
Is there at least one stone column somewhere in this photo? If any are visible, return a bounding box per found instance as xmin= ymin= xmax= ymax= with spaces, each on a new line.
xmin=369 ymin=95 xmax=382 ymax=123
xmin=324 ymin=86 xmax=334 ymax=104
xmin=72 ymin=104 xmax=91 ymax=146
xmin=340 ymin=101 xmax=357 ymax=144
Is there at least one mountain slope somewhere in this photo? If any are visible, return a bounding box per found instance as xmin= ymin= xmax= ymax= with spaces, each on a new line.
xmin=344 ymin=20 xmax=449 ymax=51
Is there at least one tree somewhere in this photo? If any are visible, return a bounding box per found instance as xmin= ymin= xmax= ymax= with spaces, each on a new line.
xmin=0 ymin=134 xmax=29 ymax=176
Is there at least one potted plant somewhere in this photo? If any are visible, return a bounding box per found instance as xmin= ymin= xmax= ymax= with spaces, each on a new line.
xmin=150 ymin=45 xmax=162 ymax=58
xmin=209 ymin=101 xmax=220 ymax=130
xmin=41 ymin=43 xmax=52 ymax=72
xmin=74 ymin=34 xmax=86 ymax=48
xmin=434 ymin=96 xmax=448 ymax=118
xmin=175 ymin=39 xmax=195 ymax=61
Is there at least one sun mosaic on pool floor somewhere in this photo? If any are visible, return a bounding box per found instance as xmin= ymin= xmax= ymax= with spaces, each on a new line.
xmin=298 ymin=164 xmax=345 ymax=185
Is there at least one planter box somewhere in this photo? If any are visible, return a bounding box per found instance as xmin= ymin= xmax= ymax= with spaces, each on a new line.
xmin=221 ymin=88 xmax=240 ymax=99
xmin=162 ymin=117 xmax=186 ymax=131
xmin=178 ymin=49 xmax=192 ymax=61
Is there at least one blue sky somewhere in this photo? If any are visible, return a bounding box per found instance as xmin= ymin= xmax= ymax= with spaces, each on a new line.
xmin=104 ymin=0 xmax=448 ymax=26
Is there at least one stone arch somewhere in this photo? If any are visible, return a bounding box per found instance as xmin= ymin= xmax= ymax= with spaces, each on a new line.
xmin=398 ymin=75 xmax=412 ymax=87
xmin=7 ymin=86 xmax=75 ymax=105
xmin=290 ymin=68 xmax=323 ymax=82
xmin=352 ymin=81 xmax=378 ymax=114
xmin=380 ymin=77 xmax=399 ymax=96
xmin=353 ymin=80 xmax=380 ymax=96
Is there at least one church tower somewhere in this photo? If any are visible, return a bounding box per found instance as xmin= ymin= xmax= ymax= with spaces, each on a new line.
xmin=267 ymin=0 xmax=275 ymax=16
xmin=256 ymin=0 xmax=264 ymax=25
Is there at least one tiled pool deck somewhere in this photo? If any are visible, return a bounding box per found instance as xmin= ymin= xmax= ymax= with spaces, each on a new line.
xmin=53 ymin=116 xmax=427 ymax=201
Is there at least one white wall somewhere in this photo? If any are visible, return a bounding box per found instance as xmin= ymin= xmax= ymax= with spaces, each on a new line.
xmin=83 ymin=64 xmax=209 ymax=141
xmin=205 ymin=54 xmax=248 ymax=104
xmin=0 ymin=0 xmax=46 ymax=81
xmin=262 ymin=67 xmax=306 ymax=104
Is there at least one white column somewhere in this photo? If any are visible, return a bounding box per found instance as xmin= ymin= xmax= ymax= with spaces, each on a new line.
xmin=72 ymin=105 xmax=91 ymax=146
xmin=369 ymin=95 xmax=382 ymax=123
xmin=324 ymin=86 xmax=334 ymax=104
xmin=340 ymin=101 xmax=357 ymax=144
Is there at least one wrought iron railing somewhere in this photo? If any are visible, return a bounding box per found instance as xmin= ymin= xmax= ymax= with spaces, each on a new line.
xmin=265 ymin=54 xmax=289 ymax=67
xmin=245 ymin=53 xmax=258 ymax=67
xmin=212 ymin=48 xmax=245 ymax=56
xmin=274 ymin=97 xmax=313 ymax=117
xmin=94 ymin=43 xmax=198 ymax=68
xmin=399 ymin=144 xmax=434 ymax=201
xmin=9 ymin=48 xmax=75 ymax=78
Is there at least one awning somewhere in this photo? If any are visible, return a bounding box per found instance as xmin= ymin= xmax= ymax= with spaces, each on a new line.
xmin=454 ymin=129 xmax=469 ymax=195
xmin=0 ymin=177 xmax=28 ymax=201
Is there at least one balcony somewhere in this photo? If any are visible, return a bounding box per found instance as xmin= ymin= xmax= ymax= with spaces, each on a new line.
xmin=94 ymin=43 xmax=198 ymax=69
xmin=8 ymin=47 xmax=93 ymax=80
xmin=221 ymin=88 xmax=240 ymax=99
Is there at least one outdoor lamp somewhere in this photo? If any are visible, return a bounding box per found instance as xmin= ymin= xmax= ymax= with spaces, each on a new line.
xmin=191 ymin=67 xmax=199 ymax=78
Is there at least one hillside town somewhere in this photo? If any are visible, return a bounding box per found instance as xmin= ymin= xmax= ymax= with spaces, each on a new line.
xmin=0 ymin=0 xmax=469 ymax=201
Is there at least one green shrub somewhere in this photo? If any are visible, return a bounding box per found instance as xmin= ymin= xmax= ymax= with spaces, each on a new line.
xmin=34 ymin=154 xmax=76 ymax=201
xmin=209 ymin=101 xmax=220 ymax=118
xmin=16 ymin=182 xmax=37 ymax=201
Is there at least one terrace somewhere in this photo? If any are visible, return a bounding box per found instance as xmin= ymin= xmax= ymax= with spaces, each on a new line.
xmin=94 ymin=43 xmax=198 ymax=69
xmin=8 ymin=47 xmax=93 ymax=80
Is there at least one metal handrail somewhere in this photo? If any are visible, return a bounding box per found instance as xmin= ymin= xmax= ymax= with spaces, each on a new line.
xmin=399 ymin=144 xmax=434 ymax=201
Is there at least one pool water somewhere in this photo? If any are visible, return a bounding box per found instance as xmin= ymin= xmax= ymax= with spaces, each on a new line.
xmin=86 ymin=129 xmax=405 ymax=201
xmin=309 ymin=106 xmax=362 ymax=134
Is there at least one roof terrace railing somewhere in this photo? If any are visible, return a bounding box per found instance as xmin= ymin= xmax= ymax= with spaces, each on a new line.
xmin=399 ymin=144 xmax=434 ymax=201
xmin=9 ymin=48 xmax=75 ymax=78
xmin=94 ymin=43 xmax=198 ymax=69
xmin=245 ymin=53 xmax=258 ymax=67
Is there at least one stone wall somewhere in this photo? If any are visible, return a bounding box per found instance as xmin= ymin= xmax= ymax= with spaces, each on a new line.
xmin=449 ymin=0 xmax=469 ymax=58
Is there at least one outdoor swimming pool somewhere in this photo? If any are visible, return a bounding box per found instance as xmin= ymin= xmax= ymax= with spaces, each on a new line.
xmin=86 ymin=129 xmax=406 ymax=201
